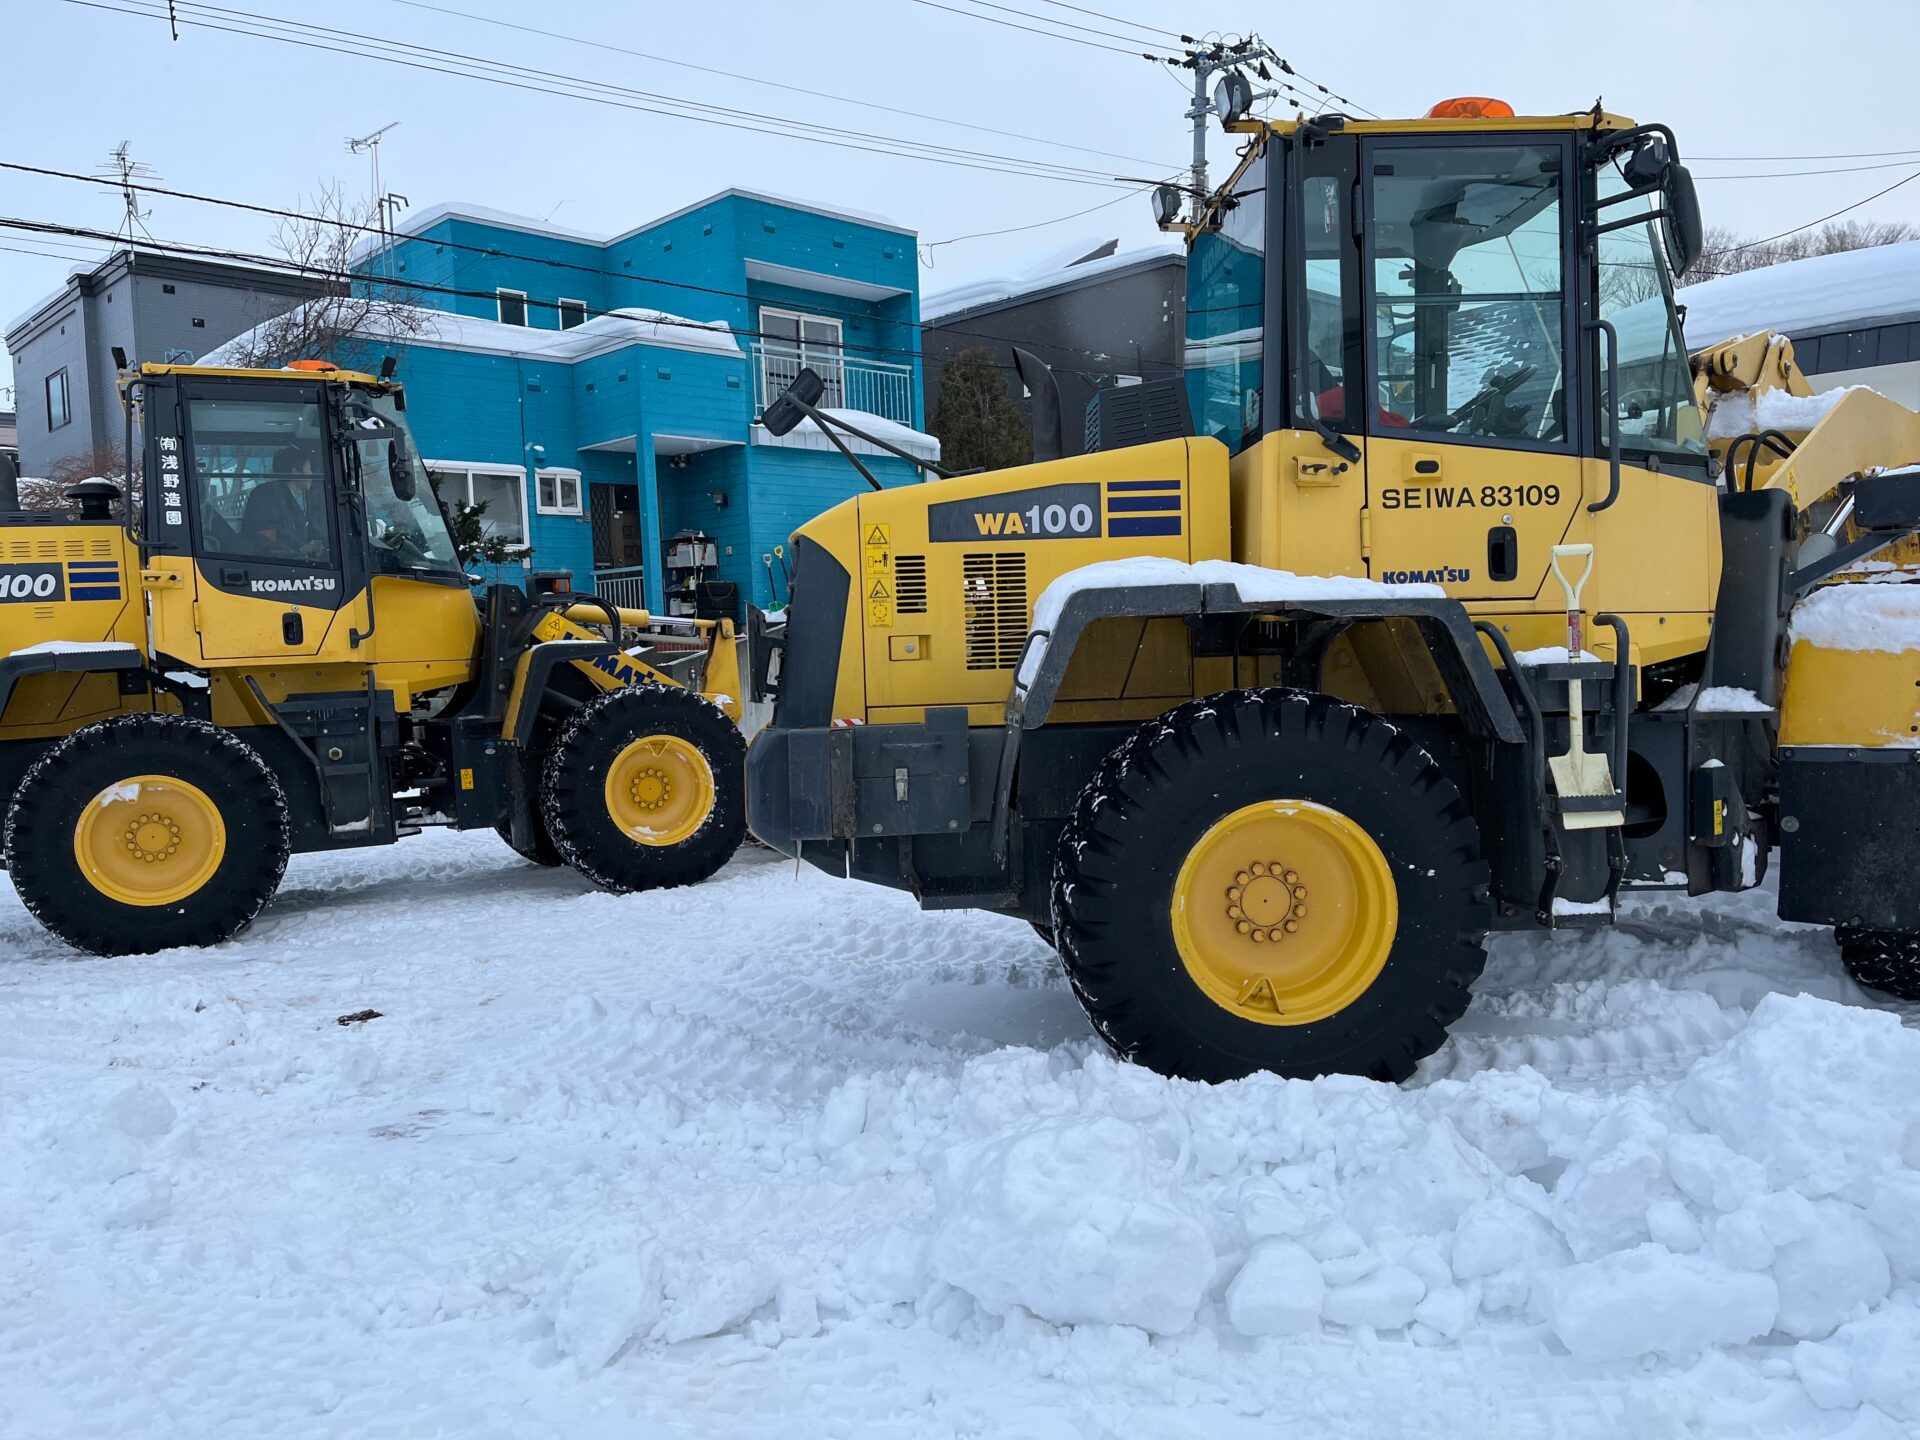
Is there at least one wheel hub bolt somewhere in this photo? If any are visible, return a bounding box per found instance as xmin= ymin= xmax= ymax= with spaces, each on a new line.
xmin=1224 ymin=858 xmax=1309 ymax=943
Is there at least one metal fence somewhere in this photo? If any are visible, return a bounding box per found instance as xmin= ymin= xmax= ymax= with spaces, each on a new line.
xmin=752 ymin=341 xmax=915 ymax=427
xmin=592 ymin=565 xmax=648 ymax=612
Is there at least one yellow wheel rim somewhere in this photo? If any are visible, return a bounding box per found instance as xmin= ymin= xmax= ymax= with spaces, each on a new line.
xmin=73 ymin=774 xmax=228 ymax=908
xmin=604 ymin=733 xmax=715 ymax=848
xmin=1170 ymin=799 xmax=1398 ymax=1027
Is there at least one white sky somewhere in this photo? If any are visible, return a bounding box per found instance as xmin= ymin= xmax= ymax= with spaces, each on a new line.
xmin=5 ymin=0 xmax=1919 ymax=407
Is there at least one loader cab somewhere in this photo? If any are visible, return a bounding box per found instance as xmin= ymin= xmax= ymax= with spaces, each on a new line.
xmin=127 ymin=364 xmax=467 ymax=665
xmin=1187 ymin=107 xmax=1708 ymax=599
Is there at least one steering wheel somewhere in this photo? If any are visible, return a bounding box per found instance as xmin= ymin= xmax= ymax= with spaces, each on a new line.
xmin=1413 ymin=364 xmax=1537 ymax=434
xmin=373 ymin=514 xmax=433 ymax=563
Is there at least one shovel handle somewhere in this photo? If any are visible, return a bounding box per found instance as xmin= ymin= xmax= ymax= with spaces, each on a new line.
xmin=1549 ymin=544 xmax=1594 ymax=656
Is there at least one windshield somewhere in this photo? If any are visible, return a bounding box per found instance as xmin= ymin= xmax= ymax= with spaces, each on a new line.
xmin=1185 ymin=147 xmax=1266 ymax=455
xmin=350 ymin=392 xmax=463 ymax=578
xmin=1595 ymin=159 xmax=1706 ymax=461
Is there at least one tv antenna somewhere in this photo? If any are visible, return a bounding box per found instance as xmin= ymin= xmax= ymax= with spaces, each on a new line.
xmin=101 ymin=142 xmax=161 ymax=246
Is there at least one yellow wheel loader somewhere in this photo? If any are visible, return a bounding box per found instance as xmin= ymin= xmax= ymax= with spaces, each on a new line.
xmin=0 ymin=361 xmax=746 ymax=955
xmin=746 ymin=100 xmax=1920 ymax=1083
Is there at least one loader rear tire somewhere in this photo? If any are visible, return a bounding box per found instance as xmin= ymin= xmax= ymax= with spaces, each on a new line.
xmin=1051 ymin=689 xmax=1490 ymax=1084
xmin=3 ymin=714 xmax=290 ymax=955
xmin=495 ymin=813 xmax=564 ymax=868
xmin=540 ymin=684 xmax=746 ymax=892
xmin=1835 ymin=927 xmax=1920 ymax=1003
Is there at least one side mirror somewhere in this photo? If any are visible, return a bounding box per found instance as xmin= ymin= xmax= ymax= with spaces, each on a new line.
xmin=1661 ymin=163 xmax=1703 ymax=277
xmin=759 ymin=366 xmax=826 ymax=437
xmin=389 ymin=442 xmax=417 ymax=502
xmin=1012 ymin=347 xmax=1064 ymax=463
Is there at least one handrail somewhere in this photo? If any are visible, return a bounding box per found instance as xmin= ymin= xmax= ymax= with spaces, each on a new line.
xmin=1586 ymin=318 xmax=1622 ymax=513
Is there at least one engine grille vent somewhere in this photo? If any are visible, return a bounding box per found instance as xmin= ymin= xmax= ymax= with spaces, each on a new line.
xmin=962 ymin=552 xmax=1028 ymax=671
xmin=894 ymin=554 xmax=928 ymax=614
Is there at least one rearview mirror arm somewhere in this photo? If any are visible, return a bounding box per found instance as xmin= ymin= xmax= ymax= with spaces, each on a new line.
xmin=759 ymin=396 xmax=953 ymax=486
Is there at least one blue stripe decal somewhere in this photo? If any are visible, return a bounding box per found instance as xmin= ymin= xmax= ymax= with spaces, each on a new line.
xmin=1106 ymin=495 xmax=1183 ymax=513
xmin=1110 ymin=515 xmax=1182 ymax=538
xmin=68 ymin=560 xmax=119 ymax=568
xmin=69 ymin=586 xmax=123 ymax=598
xmin=1106 ymin=479 xmax=1181 ymax=492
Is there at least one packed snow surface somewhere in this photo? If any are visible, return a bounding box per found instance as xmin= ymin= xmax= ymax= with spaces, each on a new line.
xmin=5 ymin=834 xmax=1919 ymax=1438
xmin=7 ymin=640 xmax=137 ymax=657
xmin=1790 ymin=578 xmax=1920 ymax=653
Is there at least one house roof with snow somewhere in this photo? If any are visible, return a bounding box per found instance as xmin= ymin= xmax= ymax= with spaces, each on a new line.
xmin=1680 ymin=239 xmax=1920 ymax=347
xmin=356 ymin=189 xmax=914 ymax=264
xmin=922 ymin=237 xmax=1185 ymax=325
xmin=196 ymin=299 xmax=742 ymax=369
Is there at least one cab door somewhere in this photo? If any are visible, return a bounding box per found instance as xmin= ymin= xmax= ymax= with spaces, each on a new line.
xmin=1355 ymin=134 xmax=1585 ymax=601
xmin=177 ymin=379 xmax=344 ymax=659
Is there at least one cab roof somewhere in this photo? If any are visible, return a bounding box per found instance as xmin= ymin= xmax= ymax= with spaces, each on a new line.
xmin=126 ymin=361 xmax=393 ymax=389
xmin=1256 ymin=109 xmax=1636 ymax=138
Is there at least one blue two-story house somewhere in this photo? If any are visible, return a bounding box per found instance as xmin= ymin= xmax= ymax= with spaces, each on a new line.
xmin=229 ymin=191 xmax=935 ymax=615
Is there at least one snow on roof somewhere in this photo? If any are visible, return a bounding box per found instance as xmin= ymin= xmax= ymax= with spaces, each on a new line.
xmin=355 ymin=189 xmax=915 ymax=265
xmin=1680 ymin=239 xmax=1920 ymax=347
xmin=752 ymin=407 xmax=941 ymax=464
xmin=922 ymin=239 xmax=1185 ymax=323
xmin=197 ymin=300 xmax=741 ymax=369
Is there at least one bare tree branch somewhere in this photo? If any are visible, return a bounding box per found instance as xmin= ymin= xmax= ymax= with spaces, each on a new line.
xmin=226 ymin=183 xmax=433 ymax=368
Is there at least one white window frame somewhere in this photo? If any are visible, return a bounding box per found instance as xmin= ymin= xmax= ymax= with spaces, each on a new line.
xmin=557 ymin=297 xmax=588 ymax=331
xmin=534 ymin=466 xmax=583 ymax=517
xmin=759 ymin=305 xmax=845 ymax=407
xmin=426 ymin=459 xmax=530 ymax=553
xmin=46 ymin=367 xmax=71 ymax=430
xmin=496 ymin=288 xmax=529 ymax=327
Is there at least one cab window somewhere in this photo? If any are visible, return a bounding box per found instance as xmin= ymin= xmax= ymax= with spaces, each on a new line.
xmin=184 ymin=393 xmax=335 ymax=563
xmin=1366 ymin=142 xmax=1570 ymax=448
xmin=1185 ymin=148 xmax=1267 ymax=454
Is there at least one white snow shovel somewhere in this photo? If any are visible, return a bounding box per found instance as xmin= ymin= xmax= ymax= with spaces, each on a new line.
xmin=1546 ymin=544 xmax=1624 ymax=830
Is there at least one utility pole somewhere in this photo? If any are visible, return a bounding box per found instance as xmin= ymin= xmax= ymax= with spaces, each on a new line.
xmin=1174 ymin=37 xmax=1292 ymax=223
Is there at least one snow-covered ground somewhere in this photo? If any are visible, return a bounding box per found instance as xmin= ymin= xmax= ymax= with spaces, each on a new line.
xmin=4 ymin=833 xmax=1917 ymax=1439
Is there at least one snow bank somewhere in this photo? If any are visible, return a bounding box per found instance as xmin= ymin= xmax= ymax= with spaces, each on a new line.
xmin=1655 ymin=683 xmax=1775 ymax=713
xmin=7 ymin=834 xmax=1920 ymax=1434
xmin=757 ymin=407 xmax=943 ymax=464
xmin=1705 ymin=383 xmax=1868 ymax=440
xmin=1789 ymin=578 xmax=1920 ymax=653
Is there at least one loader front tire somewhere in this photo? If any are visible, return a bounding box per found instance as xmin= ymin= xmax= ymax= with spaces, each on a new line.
xmin=1835 ymin=927 xmax=1920 ymax=1003
xmin=4 ymin=714 xmax=290 ymax=955
xmin=540 ymin=684 xmax=746 ymax=892
xmin=495 ymin=812 xmax=564 ymax=868
xmin=1052 ymin=689 xmax=1490 ymax=1084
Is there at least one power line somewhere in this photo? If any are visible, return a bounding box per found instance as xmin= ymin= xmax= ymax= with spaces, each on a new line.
xmin=924 ymin=181 xmax=1164 ymax=249
xmin=0 ymin=209 xmax=1180 ymax=379
xmin=936 ymin=0 xmax=1171 ymax=48
xmin=1702 ymin=165 xmax=1920 ymax=258
xmin=1692 ymin=157 xmax=1920 ymax=181
xmin=0 ymin=158 xmax=1182 ymax=370
xmin=905 ymin=0 xmax=1164 ymax=57
xmin=1026 ymin=0 xmax=1188 ymax=41
xmin=1691 ymin=147 xmax=1920 ymax=161
xmin=69 ymin=0 xmax=1142 ymax=189
xmin=383 ymin=0 xmax=1181 ymax=173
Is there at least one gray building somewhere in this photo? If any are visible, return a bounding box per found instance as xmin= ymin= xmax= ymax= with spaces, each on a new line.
xmin=920 ymin=240 xmax=1185 ymax=456
xmin=3 ymin=249 xmax=331 ymax=477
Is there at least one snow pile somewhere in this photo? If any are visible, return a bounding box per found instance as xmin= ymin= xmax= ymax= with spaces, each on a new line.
xmin=7 ymin=640 xmax=137 ymax=657
xmin=6 ymin=836 xmax=1920 ymax=1435
xmin=1790 ymin=579 xmax=1920 ymax=653
xmin=1704 ymin=383 xmax=1867 ymax=440
xmin=1512 ymin=645 xmax=1604 ymax=665
xmin=758 ymin=406 xmax=943 ymax=463
xmin=1655 ymin=683 xmax=1774 ymax=714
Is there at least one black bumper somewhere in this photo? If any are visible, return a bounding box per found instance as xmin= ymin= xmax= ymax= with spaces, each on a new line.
xmin=746 ymin=706 xmax=977 ymax=856
xmin=1778 ymin=746 xmax=1920 ymax=931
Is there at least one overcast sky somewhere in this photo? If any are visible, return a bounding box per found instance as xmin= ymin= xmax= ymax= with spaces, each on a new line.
xmin=6 ymin=0 xmax=1919 ymax=406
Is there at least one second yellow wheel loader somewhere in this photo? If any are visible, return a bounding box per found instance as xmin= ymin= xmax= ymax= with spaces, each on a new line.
xmin=746 ymin=100 xmax=1920 ymax=1083
xmin=0 ymin=361 xmax=745 ymax=955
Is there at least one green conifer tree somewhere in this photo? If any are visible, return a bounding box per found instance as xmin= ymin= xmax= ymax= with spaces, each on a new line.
xmin=928 ymin=348 xmax=1033 ymax=473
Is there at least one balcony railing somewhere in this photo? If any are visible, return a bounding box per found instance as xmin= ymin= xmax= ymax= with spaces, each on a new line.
xmin=752 ymin=341 xmax=915 ymax=427
xmin=593 ymin=564 xmax=648 ymax=612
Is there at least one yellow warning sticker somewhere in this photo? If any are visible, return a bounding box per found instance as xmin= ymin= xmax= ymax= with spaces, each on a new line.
xmin=865 ymin=523 xmax=891 ymax=547
xmin=459 ymin=767 xmax=475 ymax=791
xmin=866 ymin=577 xmax=892 ymax=627
xmin=864 ymin=546 xmax=891 ymax=575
